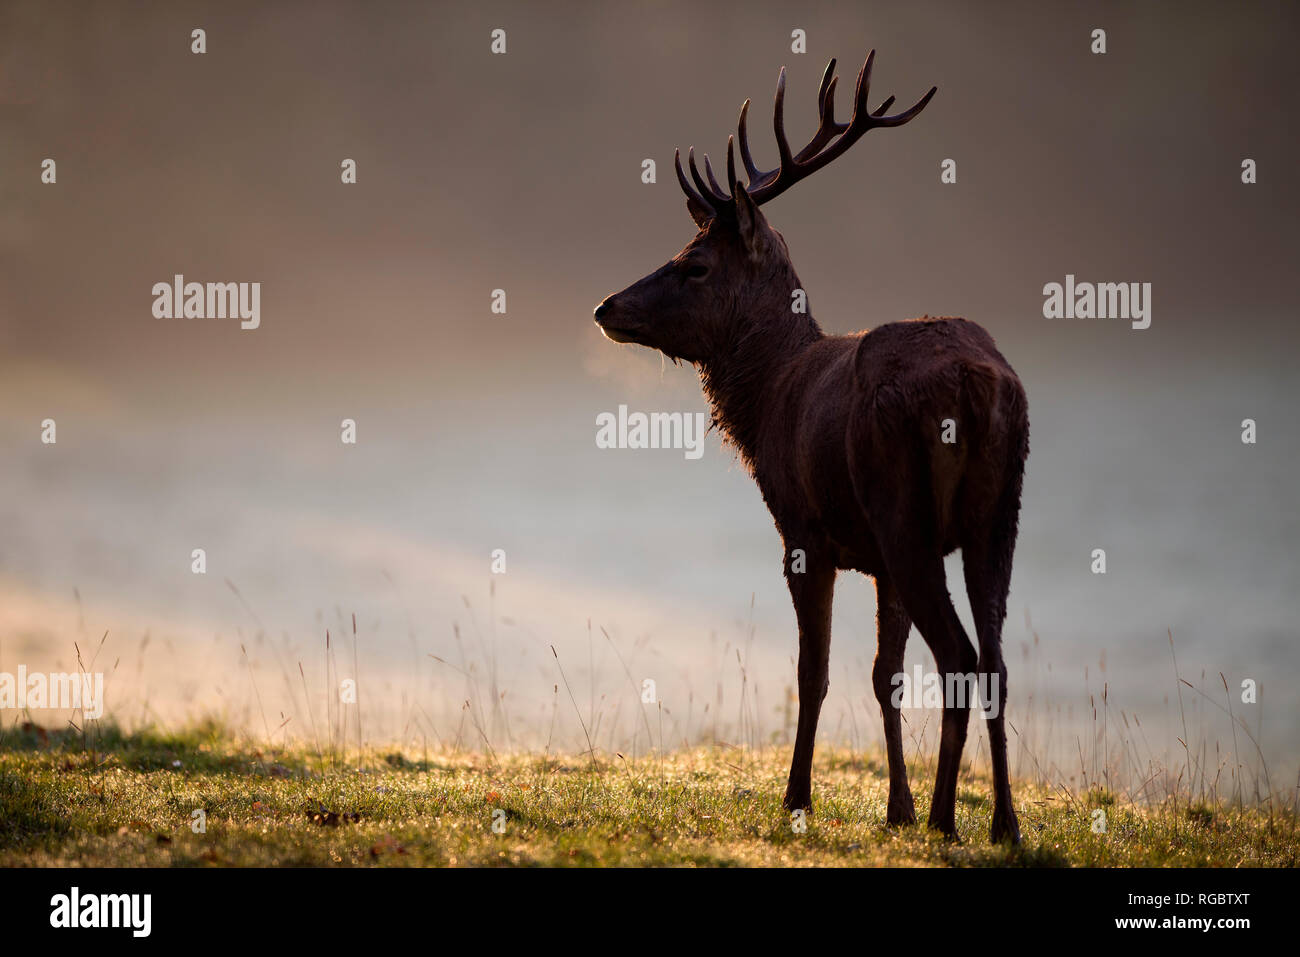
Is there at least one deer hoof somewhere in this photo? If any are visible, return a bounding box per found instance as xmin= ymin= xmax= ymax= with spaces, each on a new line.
xmin=990 ymin=808 xmax=1021 ymax=845
xmin=927 ymin=812 xmax=961 ymax=843
xmin=886 ymin=796 xmax=916 ymax=826
xmin=782 ymin=790 xmax=812 ymax=815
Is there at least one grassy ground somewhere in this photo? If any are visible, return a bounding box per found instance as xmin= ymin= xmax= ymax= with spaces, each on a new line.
xmin=1 ymin=722 xmax=1295 ymax=867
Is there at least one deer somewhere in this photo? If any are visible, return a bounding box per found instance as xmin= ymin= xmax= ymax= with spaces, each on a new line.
xmin=593 ymin=52 xmax=1028 ymax=844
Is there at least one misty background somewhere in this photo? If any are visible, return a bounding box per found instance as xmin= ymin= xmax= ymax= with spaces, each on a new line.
xmin=1 ymin=1 xmax=1297 ymax=786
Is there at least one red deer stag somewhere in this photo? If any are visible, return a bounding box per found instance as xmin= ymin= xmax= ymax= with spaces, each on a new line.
xmin=593 ymin=52 xmax=1028 ymax=844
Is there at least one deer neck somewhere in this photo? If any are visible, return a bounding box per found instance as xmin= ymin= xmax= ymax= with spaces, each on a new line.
xmin=698 ymin=297 xmax=823 ymax=465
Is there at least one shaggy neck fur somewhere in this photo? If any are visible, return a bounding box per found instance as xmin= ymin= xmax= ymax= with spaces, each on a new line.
xmin=697 ymin=265 xmax=823 ymax=468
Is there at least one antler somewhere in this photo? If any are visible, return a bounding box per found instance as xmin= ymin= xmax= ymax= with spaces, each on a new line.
xmin=675 ymin=52 xmax=936 ymax=219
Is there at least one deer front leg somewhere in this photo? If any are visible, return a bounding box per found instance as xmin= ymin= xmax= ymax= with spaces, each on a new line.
xmin=782 ymin=548 xmax=836 ymax=814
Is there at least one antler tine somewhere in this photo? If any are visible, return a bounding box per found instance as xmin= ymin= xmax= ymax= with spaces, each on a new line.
xmin=773 ymin=66 xmax=794 ymax=170
xmin=725 ymin=135 xmax=737 ymax=196
xmin=674 ymin=147 xmax=714 ymax=213
xmin=736 ymin=99 xmax=767 ymax=186
xmin=822 ymin=75 xmax=842 ymax=127
xmin=691 ymin=146 xmax=733 ymax=204
xmin=815 ymin=58 xmax=836 ymax=117
xmin=871 ymin=95 xmax=896 ymax=117
xmin=870 ymin=85 xmax=938 ymax=126
xmin=701 ymin=153 xmax=729 ymax=202
xmin=689 ymin=147 xmax=730 ymax=206
xmin=852 ymin=50 xmax=876 ymax=124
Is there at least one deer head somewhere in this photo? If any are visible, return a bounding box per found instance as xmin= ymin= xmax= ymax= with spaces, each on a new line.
xmin=593 ymin=52 xmax=936 ymax=365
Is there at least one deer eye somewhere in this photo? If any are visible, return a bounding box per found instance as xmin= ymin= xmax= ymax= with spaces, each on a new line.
xmin=685 ymin=263 xmax=710 ymax=280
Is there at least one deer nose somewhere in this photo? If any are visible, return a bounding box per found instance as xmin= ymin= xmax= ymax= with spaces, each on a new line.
xmin=593 ymin=299 xmax=611 ymax=321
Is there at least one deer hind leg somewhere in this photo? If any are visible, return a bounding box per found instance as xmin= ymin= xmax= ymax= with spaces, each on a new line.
xmin=782 ymin=550 xmax=836 ymax=815
xmin=962 ymin=481 xmax=1025 ymax=844
xmin=872 ymin=571 xmax=916 ymax=825
xmin=881 ymin=542 xmax=978 ymax=841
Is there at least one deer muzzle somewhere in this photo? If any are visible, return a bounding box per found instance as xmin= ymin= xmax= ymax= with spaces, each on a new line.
xmin=593 ymin=297 xmax=643 ymax=344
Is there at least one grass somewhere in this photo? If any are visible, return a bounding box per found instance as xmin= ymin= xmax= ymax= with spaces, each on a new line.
xmin=1 ymin=721 xmax=1296 ymax=867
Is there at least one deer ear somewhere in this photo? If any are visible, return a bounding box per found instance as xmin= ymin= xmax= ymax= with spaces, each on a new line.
xmin=731 ymin=182 xmax=768 ymax=261
xmin=685 ymin=196 xmax=713 ymax=229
